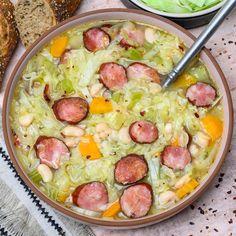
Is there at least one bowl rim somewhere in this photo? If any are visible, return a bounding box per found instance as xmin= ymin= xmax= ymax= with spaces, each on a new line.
xmin=2 ymin=8 xmax=233 ymax=228
xmin=128 ymin=0 xmax=226 ymax=18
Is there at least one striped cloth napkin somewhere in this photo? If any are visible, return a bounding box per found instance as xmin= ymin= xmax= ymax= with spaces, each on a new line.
xmin=0 ymin=112 xmax=95 ymax=236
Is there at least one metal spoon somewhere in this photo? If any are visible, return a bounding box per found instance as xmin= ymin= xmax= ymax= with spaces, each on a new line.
xmin=162 ymin=0 xmax=236 ymax=88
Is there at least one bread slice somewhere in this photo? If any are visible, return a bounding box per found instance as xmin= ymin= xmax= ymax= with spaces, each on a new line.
xmin=0 ymin=0 xmax=19 ymax=88
xmin=15 ymin=0 xmax=81 ymax=48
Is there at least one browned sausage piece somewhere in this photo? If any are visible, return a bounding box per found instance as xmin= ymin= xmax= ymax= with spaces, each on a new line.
xmin=52 ymin=97 xmax=89 ymax=125
xmin=34 ymin=136 xmax=70 ymax=169
xmin=83 ymin=27 xmax=110 ymax=52
xmin=186 ymin=82 xmax=216 ymax=107
xmin=114 ymin=154 xmax=148 ymax=185
xmin=72 ymin=182 xmax=108 ymax=212
xmin=127 ymin=62 xmax=161 ymax=84
xmin=99 ymin=62 xmax=128 ymax=90
xmin=129 ymin=120 xmax=159 ymax=144
xmin=161 ymin=146 xmax=191 ymax=170
xmin=120 ymin=183 xmax=153 ymax=218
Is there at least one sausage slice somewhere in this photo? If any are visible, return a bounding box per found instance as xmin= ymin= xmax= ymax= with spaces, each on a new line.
xmin=83 ymin=27 xmax=110 ymax=52
xmin=114 ymin=154 xmax=148 ymax=185
xmin=72 ymin=182 xmax=108 ymax=212
xmin=34 ymin=136 xmax=70 ymax=169
xmin=127 ymin=62 xmax=161 ymax=84
xmin=52 ymin=97 xmax=89 ymax=125
xmin=129 ymin=120 xmax=159 ymax=144
xmin=186 ymin=82 xmax=216 ymax=107
xmin=161 ymin=146 xmax=191 ymax=170
xmin=99 ymin=62 xmax=128 ymax=90
xmin=120 ymin=183 xmax=153 ymax=218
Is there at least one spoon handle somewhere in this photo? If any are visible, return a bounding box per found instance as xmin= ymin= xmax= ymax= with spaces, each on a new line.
xmin=162 ymin=0 xmax=236 ymax=88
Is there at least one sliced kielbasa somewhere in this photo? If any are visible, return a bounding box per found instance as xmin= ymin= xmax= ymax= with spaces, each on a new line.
xmin=161 ymin=146 xmax=191 ymax=170
xmin=114 ymin=154 xmax=148 ymax=185
xmin=99 ymin=62 xmax=128 ymax=90
xmin=120 ymin=183 xmax=153 ymax=218
xmin=127 ymin=62 xmax=161 ymax=84
xmin=129 ymin=120 xmax=159 ymax=144
xmin=52 ymin=97 xmax=89 ymax=125
xmin=83 ymin=27 xmax=110 ymax=52
xmin=34 ymin=136 xmax=70 ymax=169
xmin=72 ymin=182 xmax=108 ymax=212
xmin=186 ymin=82 xmax=216 ymax=107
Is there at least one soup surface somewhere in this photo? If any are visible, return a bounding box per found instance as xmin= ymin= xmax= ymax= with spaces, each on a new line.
xmin=10 ymin=20 xmax=224 ymax=220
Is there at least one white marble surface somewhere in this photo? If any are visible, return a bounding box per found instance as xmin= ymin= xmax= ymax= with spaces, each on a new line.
xmin=1 ymin=1 xmax=236 ymax=235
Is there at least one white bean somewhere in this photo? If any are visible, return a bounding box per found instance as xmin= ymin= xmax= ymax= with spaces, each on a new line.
xmin=93 ymin=133 xmax=101 ymax=143
xmin=64 ymin=137 xmax=80 ymax=148
xmin=145 ymin=28 xmax=157 ymax=43
xmin=174 ymin=174 xmax=191 ymax=189
xmin=193 ymin=131 xmax=210 ymax=148
xmin=37 ymin=164 xmax=53 ymax=183
xmin=19 ymin=114 xmax=34 ymax=127
xmin=189 ymin=143 xmax=199 ymax=157
xmin=96 ymin=123 xmax=112 ymax=134
xmin=95 ymin=123 xmax=113 ymax=140
xmin=118 ymin=127 xmax=131 ymax=144
xmin=165 ymin=123 xmax=172 ymax=134
xmin=178 ymin=130 xmax=189 ymax=147
xmin=104 ymin=127 xmax=112 ymax=135
xmin=99 ymin=131 xmax=109 ymax=139
xmin=62 ymin=126 xmax=84 ymax=137
xmin=90 ymin=83 xmax=103 ymax=97
xmin=159 ymin=191 xmax=176 ymax=205
xmin=95 ymin=123 xmax=110 ymax=133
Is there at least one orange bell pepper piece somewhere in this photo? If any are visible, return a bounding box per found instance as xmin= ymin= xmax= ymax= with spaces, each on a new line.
xmin=79 ymin=134 xmax=101 ymax=160
xmin=90 ymin=97 xmax=113 ymax=114
xmin=201 ymin=115 xmax=223 ymax=142
xmin=176 ymin=179 xmax=199 ymax=199
xmin=50 ymin=36 xmax=69 ymax=58
xmin=102 ymin=201 xmax=121 ymax=217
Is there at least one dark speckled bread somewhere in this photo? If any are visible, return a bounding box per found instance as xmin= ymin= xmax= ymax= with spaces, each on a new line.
xmin=0 ymin=0 xmax=18 ymax=88
xmin=15 ymin=0 xmax=81 ymax=47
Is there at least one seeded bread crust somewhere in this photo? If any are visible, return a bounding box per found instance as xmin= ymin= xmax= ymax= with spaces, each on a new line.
xmin=48 ymin=0 xmax=82 ymax=22
xmin=0 ymin=0 xmax=18 ymax=88
xmin=15 ymin=0 xmax=81 ymax=47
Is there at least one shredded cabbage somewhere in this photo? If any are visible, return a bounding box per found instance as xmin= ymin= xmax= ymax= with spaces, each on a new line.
xmin=141 ymin=0 xmax=223 ymax=13
xmin=10 ymin=20 xmax=222 ymax=218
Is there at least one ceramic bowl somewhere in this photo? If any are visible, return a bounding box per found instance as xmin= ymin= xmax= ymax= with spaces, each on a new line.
xmin=125 ymin=0 xmax=227 ymax=28
xmin=2 ymin=9 xmax=233 ymax=229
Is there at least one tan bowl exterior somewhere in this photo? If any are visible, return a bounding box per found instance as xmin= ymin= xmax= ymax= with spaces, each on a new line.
xmin=2 ymin=9 xmax=234 ymax=229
